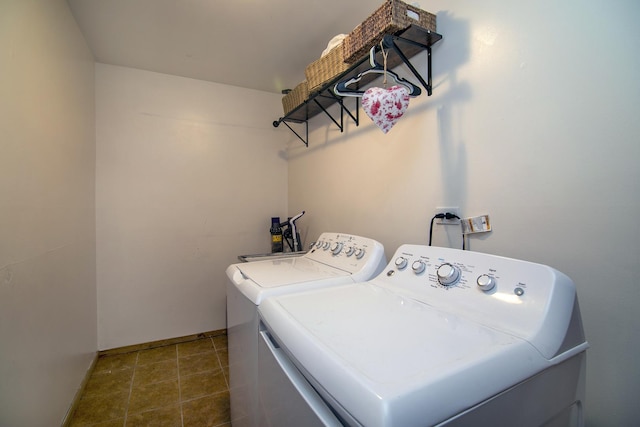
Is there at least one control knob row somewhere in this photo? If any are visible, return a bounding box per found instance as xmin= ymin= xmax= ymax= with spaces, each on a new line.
xmin=323 ymin=241 xmax=365 ymax=258
xmin=436 ymin=264 xmax=497 ymax=291
xmin=315 ymin=240 xmax=334 ymax=251
xmin=393 ymin=257 xmax=426 ymax=274
xmin=393 ymin=257 xmax=496 ymax=291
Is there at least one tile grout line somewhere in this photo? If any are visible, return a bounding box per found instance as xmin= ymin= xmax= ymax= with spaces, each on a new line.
xmin=213 ymin=337 xmax=229 ymax=390
xmin=177 ymin=344 xmax=185 ymax=427
xmin=79 ymin=337 xmax=228 ymax=426
xmin=123 ymin=351 xmax=140 ymax=427
xmin=210 ymin=336 xmax=229 ymax=427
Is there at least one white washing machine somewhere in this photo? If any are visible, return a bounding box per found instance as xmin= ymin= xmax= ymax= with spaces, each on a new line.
xmin=226 ymin=232 xmax=387 ymax=427
xmin=258 ymin=244 xmax=589 ymax=427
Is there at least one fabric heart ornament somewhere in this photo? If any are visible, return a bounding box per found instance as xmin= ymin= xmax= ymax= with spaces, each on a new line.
xmin=362 ymin=85 xmax=410 ymax=134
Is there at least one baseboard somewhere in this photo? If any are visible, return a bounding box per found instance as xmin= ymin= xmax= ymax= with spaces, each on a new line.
xmin=99 ymin=328 xmax=227 ymax=356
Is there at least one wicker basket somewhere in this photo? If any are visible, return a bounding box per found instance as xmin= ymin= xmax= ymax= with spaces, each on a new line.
xmin=305 ymin=44 xmax=350 ymax=93
xmin=282 ymin=81 xmax=309 ymax=115
xmin=343 ymin=0 xmax=437 ymax=64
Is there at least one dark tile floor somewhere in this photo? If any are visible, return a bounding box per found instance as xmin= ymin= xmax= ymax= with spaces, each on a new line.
xmin=68 ymin=334 xmax=230 ymax=427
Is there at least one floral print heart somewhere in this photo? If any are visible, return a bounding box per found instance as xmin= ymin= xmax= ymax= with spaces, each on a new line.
xmin=362 ymin=85 xmax=410 ymax=134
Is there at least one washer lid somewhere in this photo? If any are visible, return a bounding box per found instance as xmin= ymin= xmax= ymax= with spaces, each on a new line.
xmin=259 ymin=283 xmax=550 ymax=427
xmin=228 ymin=256 xmax=353 ymax=304
xmin=236 ymin=256 xmax=347 ymax=288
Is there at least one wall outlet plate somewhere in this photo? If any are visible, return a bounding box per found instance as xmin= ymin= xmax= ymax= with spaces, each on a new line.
xmin=434 ymin=207 xmax=461 ymax=225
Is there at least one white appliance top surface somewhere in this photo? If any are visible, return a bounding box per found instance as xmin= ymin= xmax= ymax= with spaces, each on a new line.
xmin=258 ymin=244 xmax=586 ymax=427
xmin=267 ymin=282 xmax=530 ymax=381
xmin=236 ymin=256 xmax=344 ymax=288
xmin=227 ymin=232 xmax=386 ymax=304
xmin=260 ymin=282 xmax=545 ymax=427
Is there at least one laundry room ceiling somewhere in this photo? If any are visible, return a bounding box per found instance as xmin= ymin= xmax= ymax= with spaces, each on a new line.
xmin=67 ymin=0 xmax=388 ymax=94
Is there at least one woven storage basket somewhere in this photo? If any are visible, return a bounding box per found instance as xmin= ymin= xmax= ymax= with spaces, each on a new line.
xmin=343 ymin=0 xmax=437 ymax=64
xmin=282 ymin=81 xmax=309 ymax=115
xmin=305 ymin=44 xmax=350 ymax=93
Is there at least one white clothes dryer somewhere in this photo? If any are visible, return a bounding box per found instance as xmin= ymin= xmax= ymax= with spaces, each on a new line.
xmin=226 ymin=232 xmax=386 ymax=427
xmin=258 ymin=244 xmax=589 ymax=427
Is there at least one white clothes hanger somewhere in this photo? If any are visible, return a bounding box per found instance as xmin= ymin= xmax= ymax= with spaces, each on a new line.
xmin=333 ymin=46 xmax=422 ymax=97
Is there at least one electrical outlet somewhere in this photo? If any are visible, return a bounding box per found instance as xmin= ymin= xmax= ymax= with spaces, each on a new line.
xmin=434 ymin=207 xmax=460 ymax=225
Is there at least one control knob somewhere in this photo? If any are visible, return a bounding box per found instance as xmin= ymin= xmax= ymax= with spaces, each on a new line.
xmin=315 ymin=240 xmax=323 ymax=248
xmin=354 ymin=248 xmax=365 ymax=259
xmin=322 ymin=241 xmax=331 ymax=250
xmin=477 ymin=274 xmax=496 ymax=291
xmin=345 ymin=246 xmax=355 ymax=256
xmin=437 ymin=263 xmax=461 ymax=286
xmin=394 ymin=257 xmax=408 ymax=270
xmin=411 ymin=260 xmax=426 ymax=274
xmin=331 ymin=242 xmax=343 ymax=255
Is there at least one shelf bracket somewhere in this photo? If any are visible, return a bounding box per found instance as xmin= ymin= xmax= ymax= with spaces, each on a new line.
xmin=273 ymin=118 xmax=308 ymax=147
xmin=273 ymin=95 xmax=359 ymax=145
xmin=313 ymin=95 xmax=343 ymax=131
xmin=338 ymin=96 xmax=359 ymax=127
xmin=313 ymin=92 xmax=360 ymax=132
xmin=382 ymin=34 xmax=433 ymax=96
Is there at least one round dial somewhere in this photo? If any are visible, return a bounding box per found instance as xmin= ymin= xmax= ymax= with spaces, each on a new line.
xmin=322 ymin=241 xmax=331 ymax=250
xmin=476 ymin=274 xmax=496 ymax=291
xmin=394 ymin=257 xmax=408 ymax=270
xmin=331 ymin=242 xmax=343 ymax=255
xmin=411 ymin=260 xmax=426 ymax=274
xmin=315 ymin=240 xmax=323 ymax=248
xmin=437 ymin=263 xmax=461 ymax=286
xmin=345 ymin=246 xmax=355 ymax=256
xmin=354 ymin=248 xmax=365 ymax=259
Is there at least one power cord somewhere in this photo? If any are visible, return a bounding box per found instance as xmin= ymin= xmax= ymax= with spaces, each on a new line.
xmin=429 ymin=213 xmax=465 ymax=250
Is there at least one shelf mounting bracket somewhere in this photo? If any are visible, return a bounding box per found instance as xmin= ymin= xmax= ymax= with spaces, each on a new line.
xmin=274 ymin=95 xmax=359 ymax=145
xmin=313 ymin=95 xmax=343 ymax=131
xmin=382 ymin=34 xmax=433 ymax=95
xmin=273 ymin=118 xmax=308 ymax=147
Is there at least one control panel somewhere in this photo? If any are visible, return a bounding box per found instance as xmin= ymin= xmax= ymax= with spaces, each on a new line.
xmin=373 ymin=245 xmax=577 ymax=356
xmin=305 ymin=232 xmax=386 ymax=276
xmin=386 ymin=246 xmax=540 ymax=296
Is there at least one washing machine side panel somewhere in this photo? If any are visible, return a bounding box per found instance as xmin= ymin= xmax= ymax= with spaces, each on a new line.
xmin=435 ymin=352 xmax=587 ymax=427
xmin=226 ymin=272 xmax=259 ymax=427
xmin=554 ymin=297 xmax=588 ymax=358
xmin=257 ymin=329 xmax=343 ymax=427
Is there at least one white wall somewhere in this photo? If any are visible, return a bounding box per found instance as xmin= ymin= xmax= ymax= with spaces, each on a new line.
xmin=0 ymin=1 xmax=96 ymax=425
xmin=288 ymin=1 xmax=640 ymax=425
xmin=96 ymin=64 xmax=288 ymax=350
